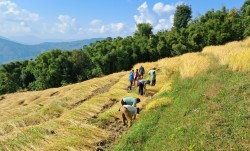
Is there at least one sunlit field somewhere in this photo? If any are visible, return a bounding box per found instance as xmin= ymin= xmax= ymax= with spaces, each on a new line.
xmin=0 ymin=37 xmax=249 ymax=150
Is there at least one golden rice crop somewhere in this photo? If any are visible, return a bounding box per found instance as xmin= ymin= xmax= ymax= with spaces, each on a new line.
xmin=179 ymin=53 xmax=215 ymax=78
xmin=202 ymin=37 xmax=250 ymax=72
xmin=157 ymin=57 xmax=181 ymax=76
xmin=228 ymin=48 xmax=250 ymax=72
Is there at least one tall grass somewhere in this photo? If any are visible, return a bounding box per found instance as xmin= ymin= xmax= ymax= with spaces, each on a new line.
xmin=179 ymin=53 xmax=215 ymax=78
xmin=203 ymin=37 xmax=250 ymax=72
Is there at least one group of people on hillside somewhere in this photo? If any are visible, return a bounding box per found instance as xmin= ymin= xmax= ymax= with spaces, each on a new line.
xmin=119 ymin=65 xmax=157 ymax=127
xmin=129 ymin=65 xmax=156 ymax=96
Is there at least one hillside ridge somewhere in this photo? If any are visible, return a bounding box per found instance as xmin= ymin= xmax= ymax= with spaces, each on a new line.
xmin=0 ymin=37 xmax=103 ymax=64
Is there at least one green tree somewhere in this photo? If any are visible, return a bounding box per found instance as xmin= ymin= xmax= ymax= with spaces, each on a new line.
xmin=241 ymin=0 xmax=250 ymax=37
xmin=174 ymin=4 xmax=192 ymax=29
xmin=28 ymin=49 xmax=73 ymax=90
xmin=0 ymin=61 xmax=28 ymax=94
xmin=134 ymin=23 xmax=153 ymax=39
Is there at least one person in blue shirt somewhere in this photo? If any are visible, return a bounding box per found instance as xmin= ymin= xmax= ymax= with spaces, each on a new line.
xmin=128 ymin=70 xmax=134 ymax=90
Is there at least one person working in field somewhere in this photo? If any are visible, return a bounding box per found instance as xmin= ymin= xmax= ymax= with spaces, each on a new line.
xmin=120 ymin=105 xmax=140 ymax=127
xmin=139 ymin=65 xmax=145 ymax=78
xmin=134 ymin=69 xmax=139 ymax=86
xmin=121 ymin=97 xmax=141 ymax=107
xmin=138 ymin=79 xmax=150 ymax=95
xmin=128 ymin=69 xmax=134 ymax=90
xmin=148 ymin=67 xmax=156 ymax=86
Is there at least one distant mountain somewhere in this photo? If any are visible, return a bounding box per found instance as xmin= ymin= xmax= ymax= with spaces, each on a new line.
xmin=0 ymin=37 xmax=103 ymax=64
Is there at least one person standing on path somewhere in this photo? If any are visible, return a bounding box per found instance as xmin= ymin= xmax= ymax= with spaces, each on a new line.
xmin=128 ymin=70 xmax=134 ymax=90
xmin=134 ymin=69 xmax=139 ymax=86
xmin=148 ymin=67 xmax=156 ymax=86
xmin=139 ymin=65 xmax=145 ymax=78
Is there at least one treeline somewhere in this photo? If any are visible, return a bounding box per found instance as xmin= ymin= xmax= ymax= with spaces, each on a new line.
xmin=0 ymin=1 xmax=249 ymax=94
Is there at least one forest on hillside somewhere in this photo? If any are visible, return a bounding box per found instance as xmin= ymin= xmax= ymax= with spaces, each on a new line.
xmin=0 ymin=1 xmax=249 ymax=94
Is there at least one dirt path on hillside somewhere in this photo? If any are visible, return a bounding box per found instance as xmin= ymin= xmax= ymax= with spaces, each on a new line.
xmin=94 ymin=93 xmax=156 ymax=151
xmin=95 ymin=117 xmax=129 ymax=151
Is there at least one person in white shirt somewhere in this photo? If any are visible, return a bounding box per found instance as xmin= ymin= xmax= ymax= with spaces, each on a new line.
xmin=119 ymin=105 xmax=140 ymax=127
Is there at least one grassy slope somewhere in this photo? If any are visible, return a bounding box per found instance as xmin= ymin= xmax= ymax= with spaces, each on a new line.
xmin=0 ymin=38 xmax=249 ymax=150
xmin=112 ymin=67 xmax=250 ymax=150
xmin=112 ymin=38 xmax=250 ymax=151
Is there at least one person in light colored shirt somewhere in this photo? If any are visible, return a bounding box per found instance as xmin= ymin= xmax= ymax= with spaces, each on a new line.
xmin=120 ymin=105 xmax=140 ymax=127
xmin=137 ymin=79 xmax=150 ymax=95
xmin=121 ymin=97 xmax=140 ymax=107
xmin=148 ymin=67 xmax=156 ymax=86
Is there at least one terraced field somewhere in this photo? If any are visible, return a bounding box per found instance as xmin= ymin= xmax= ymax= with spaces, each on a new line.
xmin=0 ymin=37 xmax=249 ymax=150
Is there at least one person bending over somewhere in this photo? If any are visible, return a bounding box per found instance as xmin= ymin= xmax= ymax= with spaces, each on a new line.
xmin=121 ymin=97 xmax=140 ymax=107
xmin=138 ymin=79 xmax=150 ymax=96
xmin=120 ymin=105 xmax=140 ymax=127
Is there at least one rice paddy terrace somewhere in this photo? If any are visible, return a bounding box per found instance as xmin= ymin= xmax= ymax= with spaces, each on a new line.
xmin=0 ymin=38 xmax=249 ymax=150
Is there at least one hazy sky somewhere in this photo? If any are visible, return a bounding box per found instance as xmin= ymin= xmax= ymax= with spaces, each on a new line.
xmin=0 ymin=0 xmax=246 ymax=44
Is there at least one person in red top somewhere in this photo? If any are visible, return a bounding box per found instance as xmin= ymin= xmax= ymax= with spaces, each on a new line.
xmin=133 ymin=69 xmax=139 ymax=86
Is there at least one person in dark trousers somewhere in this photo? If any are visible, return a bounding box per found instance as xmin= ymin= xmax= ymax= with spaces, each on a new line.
xmin=148 ymin=67 xmax=156 ymax=86
xmin=128 ymin=70 xmax=134 ymax=90
xmin=138 ymin=79 xmax=150 ymax=95
xmin=121 ymin=97 xmax=140 ymax=107
xmin=139 ymin=65 xmax=145 ymax=78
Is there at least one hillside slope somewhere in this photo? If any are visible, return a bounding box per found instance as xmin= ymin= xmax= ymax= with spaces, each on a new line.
xmin=0 ymin=38 xmax=249 ymax=150
xmin=113 ymin=37 xmax=250 ymax=150
xmin=0 ymin=37 xmax=102 ymax=64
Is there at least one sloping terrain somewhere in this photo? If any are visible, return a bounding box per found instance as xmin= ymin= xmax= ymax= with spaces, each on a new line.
xmin=112 ymin=37 xmax=250 ymax=150
xmin=0 ymin=37 xmax=249 ymax=150
xmin=0 ymin=37 xmax=102 ymax=64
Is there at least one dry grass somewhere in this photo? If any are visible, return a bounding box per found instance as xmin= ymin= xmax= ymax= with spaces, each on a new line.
xmin=0 ymin=37 xmax=249 ymax=150
xmin=179 ymin=53 xmax=215 ymax=78
xmin=203 ymin=37 xmax=250 ymax=72
xmin=157 ymin=57 xmax=181 ymax=76
xmin=228 ymin=47 xmax=250 ymax=72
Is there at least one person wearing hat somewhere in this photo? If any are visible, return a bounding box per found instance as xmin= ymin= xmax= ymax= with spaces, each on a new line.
xmin=120 ymin=105 xmax=140 ymax=127
xmin=148 ymin=67 xmax=156 ymax=86
xmin=137 ymin=79 xmax=150 ymax=95
xmin=121 ymin=97 xmax=140 ymax=107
